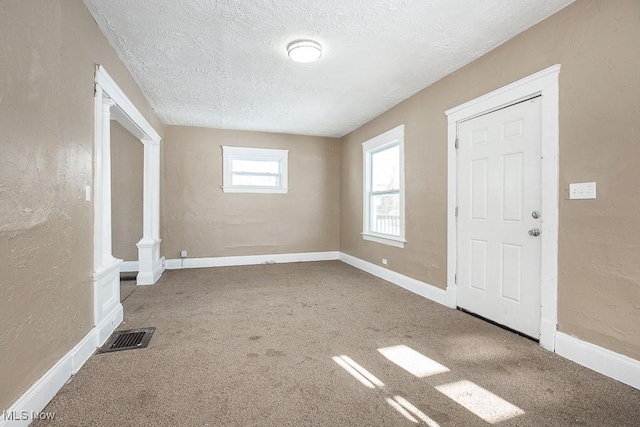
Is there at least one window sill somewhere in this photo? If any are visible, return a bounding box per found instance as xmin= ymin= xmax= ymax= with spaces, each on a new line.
xmin=362 ymin=233 xmax=406 ymax=248
xmin=222 ymin=186 xmax=288 ymax=194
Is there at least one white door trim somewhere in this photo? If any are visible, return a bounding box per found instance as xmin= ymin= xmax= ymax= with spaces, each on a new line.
xmin=445 ymin=64 xmax=560 ymax=350
xmin=93 ymin=66 xmax=163 ymax=344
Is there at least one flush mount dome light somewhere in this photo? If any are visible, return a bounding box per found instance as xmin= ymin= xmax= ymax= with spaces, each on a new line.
xmin=287 ymin=40 xmax=322 ymax=63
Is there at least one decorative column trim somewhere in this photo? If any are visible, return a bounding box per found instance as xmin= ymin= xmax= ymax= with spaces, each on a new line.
xmin=92 ymin=65 xmax=163 ymax=354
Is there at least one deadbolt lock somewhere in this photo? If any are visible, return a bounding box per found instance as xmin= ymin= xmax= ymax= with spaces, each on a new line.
xmin=532 ymin=210 xmax=541 ymax=219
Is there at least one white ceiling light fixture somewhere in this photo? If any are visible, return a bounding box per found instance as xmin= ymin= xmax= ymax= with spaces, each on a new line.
xmin=287 ymin=40 xmax=322 ymax=63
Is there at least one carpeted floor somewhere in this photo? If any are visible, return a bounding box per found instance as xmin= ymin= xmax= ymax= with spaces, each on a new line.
xmin=35 ymin=261 xmax=640 ymax=426
xmin=119 ymin=278 xmax=137 ymax=302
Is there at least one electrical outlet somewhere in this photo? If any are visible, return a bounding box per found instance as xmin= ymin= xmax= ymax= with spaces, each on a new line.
xmin=180 ymin=250 xmax=188 ymax=258
xmin=382 ymin=258 xmax=388 ymax=265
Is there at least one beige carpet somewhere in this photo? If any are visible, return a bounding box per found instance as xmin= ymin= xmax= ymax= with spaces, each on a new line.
xmin=35 ymin=261 xmax=640 ymax=426
xmin=120 ymin=278 xmax=137 ymax=302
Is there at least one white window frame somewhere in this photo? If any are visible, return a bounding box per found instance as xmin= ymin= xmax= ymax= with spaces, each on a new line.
xmin=362 ymin=124 xmax=406 ymax=248
xmin=222 ymin=146 xmax=289 ymax=194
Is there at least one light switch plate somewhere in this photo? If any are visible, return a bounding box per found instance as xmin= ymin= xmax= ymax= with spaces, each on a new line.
xmin=569 ymin=182 xmax=596 ymax=200
xmin=85 ymin=185 xmax=92 ymax=202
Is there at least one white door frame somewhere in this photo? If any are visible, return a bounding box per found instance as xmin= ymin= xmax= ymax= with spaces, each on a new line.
xmin=445 ymin=65 xmax=560 ymax=351
xmin=93 ymin=65 xmax=163 ymax=344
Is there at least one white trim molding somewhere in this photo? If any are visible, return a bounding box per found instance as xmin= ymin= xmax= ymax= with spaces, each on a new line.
xmin=445 ymin=64 xmax=561 ymax=351
xmin=361 ymin=233 xmax=406 ymax=248
xmin=339 ymin=252 xmax=447 ymax=306
xmin=165 ymin=250 xmax=445 ymax=306
xmin=95 ymin=67 xmax=161 ymax=143
xmin=165 ymin=251 xmax=339 ymax=270
xmin=555 ymin=333 xmax=640 ymax=390
xmin=0 ymin=328 xmax=98 ymax=427
xmin=120 ymin=261 xmax=139 ymax=273
xmin=92 ymin=259 xmax=123 ymax=346
xmin=362 ymin=124 xmax=406 ymax=248
xmin=93 ymin=64 xmax=163 ymax=299
xmin=221 ymin=146 xmax=289 ymax=194
xmin=136 ymin=238 xmax=162 ymax=285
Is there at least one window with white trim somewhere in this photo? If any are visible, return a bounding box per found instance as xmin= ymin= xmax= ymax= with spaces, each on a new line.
xmin=222 ymin=146 xmax=289 ymax=194
xmin=362 ymin=125 xmax=405 ymax=248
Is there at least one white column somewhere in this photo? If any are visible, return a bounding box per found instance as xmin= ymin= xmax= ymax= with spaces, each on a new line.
xmin=93 ymin=91 xmax=122 ymax=341
xmin=101 ymin=97 xmax=117 ymax=266
xmin=93 ymin=87 xmax=105 ymax=271
xmin=141 ymin=140 xmax=154 ymax=242
xmin=137 ymin=139 xmax=162 ymax=285
xmin=152 ymin=144 xmax=161 ymax=241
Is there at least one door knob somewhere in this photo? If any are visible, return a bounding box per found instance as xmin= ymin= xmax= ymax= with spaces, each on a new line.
xmin=528 ymin=228 xmax=541 ymax=237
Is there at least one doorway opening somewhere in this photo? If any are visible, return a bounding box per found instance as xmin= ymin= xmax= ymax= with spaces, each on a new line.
xmin=93 ymin=65 xmax=163 ymax=345
xmin=111 ymin=119 xmax=144 ymax=303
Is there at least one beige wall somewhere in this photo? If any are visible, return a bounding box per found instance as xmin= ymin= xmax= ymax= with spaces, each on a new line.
xmin=163 ymin=126 xmax=340 ymax=258
xmin=0 ymin=0 xmax=163 ymax=410
xmin=2 ymin=0 xmax=638 ymax=413
xmin=340 ymin=0 xmax=640 ymax=360
xmin=111 ymin=121 xmax=144 ymax=262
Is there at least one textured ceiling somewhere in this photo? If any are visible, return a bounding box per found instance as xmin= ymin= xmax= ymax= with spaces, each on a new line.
xmin=84 ymin=0 xmax=574 ymax=138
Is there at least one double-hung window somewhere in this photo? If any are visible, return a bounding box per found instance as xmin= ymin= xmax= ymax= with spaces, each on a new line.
xmin=362 ymin=125 xmax=405 ymax=248
xmin=222 ymin=146 xmax=289 ymax=194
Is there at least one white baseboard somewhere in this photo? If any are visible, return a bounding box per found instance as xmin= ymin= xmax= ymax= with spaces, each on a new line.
xmin=1 ymin=328 xmax=98 ymax=427
xmin=136 ymin=271 xmax=157 ymax=286
xmin=95 ymin=303 xmax=123 ymax=347
xmin=71 ymin=329 xmax=98 ymax=375
xmin=338 ymin=253 xmax=640 ymax=390
xmin=555 ymin=332 xmax=640 ymax=390
xmin=338 ymin=252 xmax=447 ymax=306
xmin=445 ymin=284 xmax=457 ymax=309
xmin=120 ymin=261 xmax=138 ymax=273
xmin=165 ymin=251 xmax=340 ymax=270
xmin=540 ymin=318 xmax=558 ymax=352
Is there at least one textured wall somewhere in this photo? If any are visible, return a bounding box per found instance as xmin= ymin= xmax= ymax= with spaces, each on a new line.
xmin=0 ymin=0 xmax=162 ymax=410
xmin=111 ymin=121 xmax=144 ymax=262
xmin=340 ymin=0 xmax=640 ymax=360
xmin=163 ymin=126 xmax=340 ymax=258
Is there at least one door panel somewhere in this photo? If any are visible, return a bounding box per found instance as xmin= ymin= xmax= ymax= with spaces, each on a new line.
xmin=502 ymin=152 xmax=523 ymax=222
xmin=457 ymin=97 xmax=542 ymax=338
xmin=471 ymin=158 xmax=489 ymax=220
xmin=501 ymin=243 xmax=522 ymax=302
xmin=470 ymin=239 xmax=488 ymax=291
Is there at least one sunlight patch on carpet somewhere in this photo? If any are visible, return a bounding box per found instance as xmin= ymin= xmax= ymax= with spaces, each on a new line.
xmin=378 ymin=345 xmax=450 ymax=378
xmin=332 ymin=355 xmax=384 ymax=389
xmin=435 ymin=380 xmax=524 ymax=424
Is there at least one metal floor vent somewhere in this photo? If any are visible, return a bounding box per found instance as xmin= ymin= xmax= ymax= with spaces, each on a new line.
xmin=98 ymin=327 xmax=155 ymax=354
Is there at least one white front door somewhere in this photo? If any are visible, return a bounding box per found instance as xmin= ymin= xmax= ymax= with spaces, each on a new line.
xmin=457 ymin=97 xmax=542 ymax=339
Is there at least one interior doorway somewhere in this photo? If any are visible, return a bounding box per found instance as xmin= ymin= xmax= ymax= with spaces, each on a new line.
xmin=110 ymin=120 xmax=144 ymax=302
xmin=92 ymin=65 xmax=163 ymax=345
